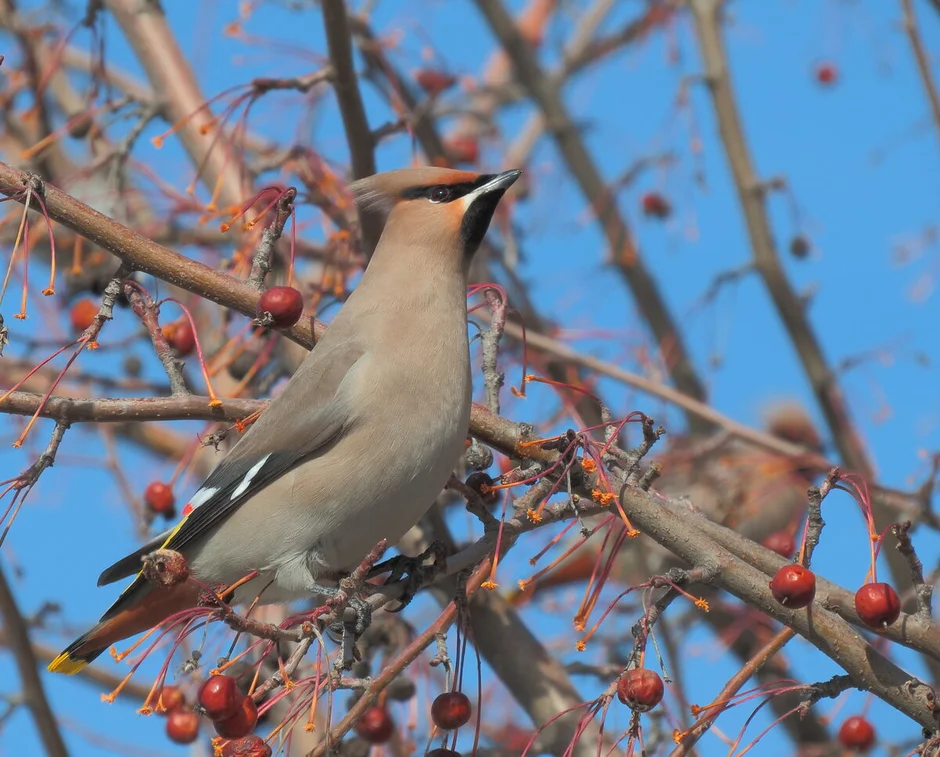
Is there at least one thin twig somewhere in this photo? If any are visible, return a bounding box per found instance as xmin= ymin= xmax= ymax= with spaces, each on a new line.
xmin=900 ymin=0 xmax=940 ymax=146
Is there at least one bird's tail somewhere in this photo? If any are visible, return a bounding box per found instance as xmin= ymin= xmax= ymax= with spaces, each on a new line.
xmin=48 ymin=579 xmax=201 ymax=675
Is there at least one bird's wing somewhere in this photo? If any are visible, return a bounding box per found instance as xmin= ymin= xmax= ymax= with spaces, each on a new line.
xmin=97 ymin=338 xmax=367 ymax=588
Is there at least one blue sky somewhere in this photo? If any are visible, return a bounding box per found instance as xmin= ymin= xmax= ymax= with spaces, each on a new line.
xmin=1 ymin=0 xmax=939 ymax=755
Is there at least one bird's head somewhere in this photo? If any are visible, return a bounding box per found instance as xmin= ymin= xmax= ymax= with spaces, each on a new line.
xmin=350 ymin=167 xmax=522 ymax=264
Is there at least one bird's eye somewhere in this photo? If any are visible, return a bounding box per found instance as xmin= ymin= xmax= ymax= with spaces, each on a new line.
xmin=429 ymin=186 xmax=452 ymax=203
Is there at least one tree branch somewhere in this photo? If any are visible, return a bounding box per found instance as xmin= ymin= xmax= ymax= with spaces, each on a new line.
xmin=320 ymin=0 xmax=382 ymax=257
xmin=473 ymin=0 xmax=711 ymax=434
xmin=0 ymin=565 xmax=69 ymax=757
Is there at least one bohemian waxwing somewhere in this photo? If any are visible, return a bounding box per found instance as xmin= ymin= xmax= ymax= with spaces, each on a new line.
xmin=49 ymin=166 xmax=522 ymax=673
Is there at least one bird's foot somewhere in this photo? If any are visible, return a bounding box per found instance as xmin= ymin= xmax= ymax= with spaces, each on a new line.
xmin=368 ymin=540 xmax=449 ymax=612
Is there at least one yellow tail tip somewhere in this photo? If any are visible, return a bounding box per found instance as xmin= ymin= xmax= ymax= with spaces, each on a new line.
xmin=47 ymin=651 xmax=88 ymax=675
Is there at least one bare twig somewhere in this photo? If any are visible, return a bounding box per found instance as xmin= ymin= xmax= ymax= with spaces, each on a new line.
xmin=900 ymin=0 xmax=940 ymax=146
xmin=894 ymin=521 xmax=933 ymax=620
xmin=124 ymin=284 xmax=187 ymax=395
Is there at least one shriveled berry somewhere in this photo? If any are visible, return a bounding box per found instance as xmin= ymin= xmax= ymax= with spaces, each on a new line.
xmin=769 ymin=564 xmax=816 ymax=609
xmin=761 ymin=531 xmax=796 ymax=558
xmin=144 ymin=481 xmax=175 ymax=518
xmin=70 ymin=298 xmax=98 ymax=331
xmin=166 ymin=708 xmax=200 ymax=744
xmin=789 ymin=235 xmax=811 ymax=259
xmin=214 ymin=695 xmax=259 ymax=739
xmin=415 ymin=69 xmax=457 ymax=96
xmin=616 ymin=668 xmax=664 ymax=712
xmin=257 ymin=286 xmax=304 ymax=329
xmin=854 ymin=582 xmax=901 ymax=629
xmin=641 ymin=192 xmax=671 ymax=219
xmin=838 ymin=715 xmax=876 ymax=750
xmin=430 ymin=691 xmax=472 ymax=730
xmin=465 ymin=472 xmax=498 ymax=506
xmin=198 ymin=674 xmax=242 ymax=721
xmin=221 ymin=735 xmax=272 ymax=757
xmin=157 ymin=685 xmax=185 ymax=714
xmin=162 ymin=319 xmax=196 ymax=357
xmin=355 ymin=705 xmax=394 ymax=744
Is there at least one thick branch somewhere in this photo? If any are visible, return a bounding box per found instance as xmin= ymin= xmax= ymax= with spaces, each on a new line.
xmin=320 ymin=0 xmax=382 ymax=257
xmin=103 ymin=0 xmax=247 ymax=208
xmin=0 ymin=565 xmax=69 ymax=757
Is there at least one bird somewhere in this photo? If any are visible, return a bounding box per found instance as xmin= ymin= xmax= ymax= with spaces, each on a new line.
xmin=49 ymin=166 xmax=522 ymax=674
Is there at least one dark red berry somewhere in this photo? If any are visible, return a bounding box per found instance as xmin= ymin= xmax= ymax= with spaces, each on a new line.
xmin=70 ymin=298 xmax=98 ymax=331
xmin=163 ymin=319 xmax=196 ymax=357
xmin=854 ymin=582 xmax=901 ymax=629
xmin=415 ymin=69 xmax=457 ymax=96
xmin=616 ymin=668 xmax=664 ymax=712
xmin=641 ymin=192 xmax=671 ymax=219
xmin=769 ymin=564 xmax=816 ymax=608
xmin=761 ymin=531 xmax=796 ymax=558
xmin=430 ymin=691 xmax=472 ymax=730
xmin=158 ymin=685 xmax=185 ymax=714
xmin=214 ymin=696 xmax=259 ymax=739
xmin=426 ymin=751 xmax=461 ymax=757
xmin=465 ymin=472 xmax=498 ymax=506
xmin=221 ymin=735 xmax=272 ymax=757
xmin=198 ymin=674 xmax=242 ymax=721
xmin=256 ymin=286 xmax=304 ymax=329
xmin=815 ymin=62 xmax=837 ymax=86
xmin=144 ymin=482 xmax=175 ymax=518
xmin=166 ymin=708 xmax=200 ymax=744
xmin=838 ymin=715 xmax=876 ymax=750
xmin=355 ymin=705 xmax=394 ymax=744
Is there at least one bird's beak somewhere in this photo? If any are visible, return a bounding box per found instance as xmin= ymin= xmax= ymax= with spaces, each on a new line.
xmin=477 ymin=169 xmax=523 ymax=195
xmin=459 ymin=169 xmax=523 ymax=213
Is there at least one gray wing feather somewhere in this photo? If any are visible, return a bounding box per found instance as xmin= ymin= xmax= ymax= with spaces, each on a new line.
xmin=97 ymin=338 xmax=366 ymax=586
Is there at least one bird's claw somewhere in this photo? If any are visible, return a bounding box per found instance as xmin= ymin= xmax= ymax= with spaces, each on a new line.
xmin=369 ymin=541 xmax=448 ymax=611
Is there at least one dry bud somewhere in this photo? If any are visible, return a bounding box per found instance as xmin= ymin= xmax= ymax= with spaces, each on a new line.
xmin=142 ymin=549 xmax=190 ymax=587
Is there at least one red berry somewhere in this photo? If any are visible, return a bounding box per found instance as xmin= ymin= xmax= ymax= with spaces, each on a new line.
xmin=221 ymin=735 xmax=272 ymax=757
xmin=415 ymin=69 xmax=458 ymax=96
xmin=198 ymin=674 xmax=242 ymax=721
xmin=445 ymin=136 xmax=479 ymax=165
xmin=144 ymin=481 xmax=175 ymax=518
xmin=815 ymin=62 xmax=838 ymax=86
xmin=355 ymin=705 xmax=394 ymax=744
xmin=769 ymin=564 xmax=816 ymax=608
xmin=426 ymin=751 xmax=461 ymax=757
xmin=761 ymin=531 xmax=796 ymax=558
xmin=158 ymin=685 xmax=185 ymax=714
xmin=214 ymin=696 xmax=259 ymax=739
xmin=70 ymin=298 xmax=98 ymax=331
xmin=616 ymin=668 xmax=664 ymax=712
xmin=854 ymin=582 xmax=901 ymax=629
xmin=162 ymin=319 xmax=196 ymax=357
xmin=838 ymin=715 xmax=876 ymax=750
xmin=166 ymin=708 xmax=200 ymax=744
xmin=641 ymin=192 xmax=671 ymax=219
xmin=257 ymin=286 xmax=304 ymax=329
xmin=430 ymin=691 xmax=472 ymax=730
